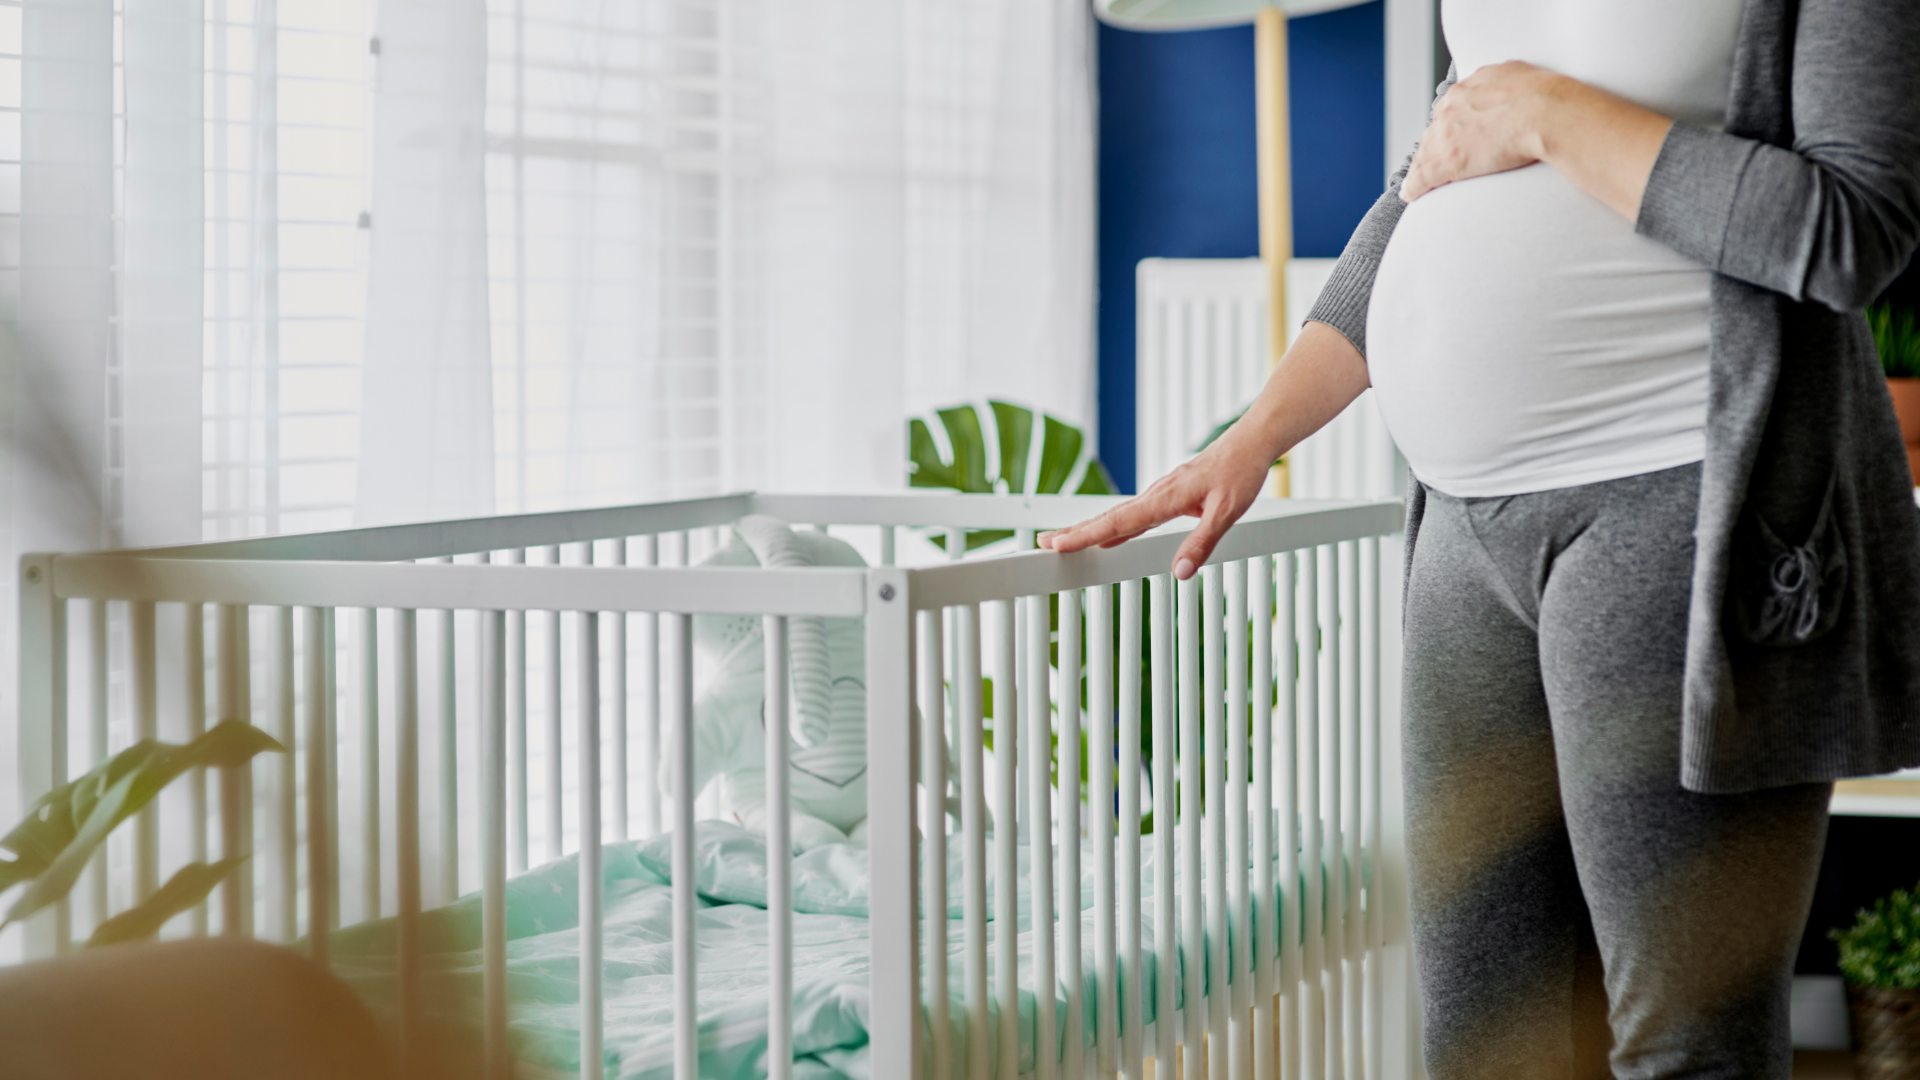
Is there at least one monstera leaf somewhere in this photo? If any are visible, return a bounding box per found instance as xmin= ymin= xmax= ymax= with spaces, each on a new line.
xmin=909 ymin=400 xmax=1117 ymax=551
xmin=87 ymin=858 xmax=250 ymax=947
xmin=0 ymin=721 xmax=283 ymax=937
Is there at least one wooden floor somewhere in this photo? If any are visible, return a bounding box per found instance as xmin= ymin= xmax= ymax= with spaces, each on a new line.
xmin=1793 ymin=1049 xmax=1855 ymax=1079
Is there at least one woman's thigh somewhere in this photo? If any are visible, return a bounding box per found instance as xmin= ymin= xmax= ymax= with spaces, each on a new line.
xmin=1403 ymin=490 xmax=1608 ymax=1079
xmin=1536 ymin=475 xmax=1830 ymax=1080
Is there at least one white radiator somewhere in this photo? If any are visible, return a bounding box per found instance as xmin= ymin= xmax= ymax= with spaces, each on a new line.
xmin=1134 ymin=257 xmax=1402 ymax=500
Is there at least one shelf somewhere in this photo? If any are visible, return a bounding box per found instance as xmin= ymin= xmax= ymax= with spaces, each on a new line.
xmin=1830 ymin=777 xmax=1920 ymax=818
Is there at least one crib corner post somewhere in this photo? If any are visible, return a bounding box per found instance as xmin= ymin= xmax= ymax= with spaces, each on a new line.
xmin=17 ymin=553 xmax=64 ymax=960
xmin=864 ymin=567 xmax=921 ymax=1079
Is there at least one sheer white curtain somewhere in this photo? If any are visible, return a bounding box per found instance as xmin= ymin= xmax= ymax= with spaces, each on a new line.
xmin=0 ymin=0 xmax=1093 ymax=833
xmin=474 ymin=0 xmax=1095 ymax=508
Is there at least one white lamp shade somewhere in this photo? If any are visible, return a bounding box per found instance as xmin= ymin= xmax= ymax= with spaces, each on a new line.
xmin=1094 ymin=0 xmax=1372 ymax=31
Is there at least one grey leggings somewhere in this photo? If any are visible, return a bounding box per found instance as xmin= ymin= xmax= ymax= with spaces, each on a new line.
xmin=1403 ymin=462 xmax=1832 ymax=1080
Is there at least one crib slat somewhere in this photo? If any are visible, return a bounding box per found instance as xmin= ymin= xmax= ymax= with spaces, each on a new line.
xmin=88 ymin=600 xmax=109 ymax=934
xmin=45 ymin=594 xmax=69 ymax=952
xmin=1025 ymin=593 xmax=1057 ymax=1080
xmin=132 ymin=601 xmax=159 ymax=904
xmin=610 ymin=539 xmax=629 ymax=841
xmin=1277 ymin=556 xmax=1301 ymax=1080
xmin=1362 ymin=538 xmax=1384 ymax=1080
xmin=578 ymin=608 xmax=604 ymax=1080
xmin=275 ymin=607 xmax=297 ymax=942
xmin=1226 ymin=561 xmax=1252 ymax=1080
xmin=439 ymin=600 xmax=460 ymax=904
xmin=325 ymin=608 xmax=341 ymax=930
xmin=637 ymin=536 xmax=662 ymax=838
xmin=1322 ymin=547 xmax=1346 ymax=1080
xmin=508 ymin=549 xmax=529 ymax=874
xmin=1150 ymin=573 xmax=1176 ymax=1080
xmin=304 ymin=607 xmax=332 ymax=966
xmin=362 ymin=608 xmax=382 ymax=920
xmin=546 ymin=546 xmax=565 ymax=862
xmin=186 ymin=603 xmax=209 ymax=936
xmin=670 ymin=611 xmax=698 ymax=1080
xmin=916 ymin=609 xmax=949 ymax=1080
xmin=765 ymin=616 xmax=794 ymax=1080
xmin=1298 ymin=550 xmax=1324 ymax=1080
xmin=395 ymin=609 xmax=423 ymax=1073
xmin=1059 ymin=588 xmax=1084 ymax=1080
xmin=482 ymin=609 xmax=509 ymax=1080
xmin=957 ymin=604 xmax=990 ymax=1080
xmin=992 ymin=600 xmax=1019 ymax=1080
xmin=880 ymin=524 xmax=896 ymax=567
xmin=217 ymin=604 xmax=253 ymax=938
xmin=1203 ymin=566 xmax=1229 ymax=1080
xmin=1250 ymin=557 xmax=1275 ymax=1080
xmin=1118 ymin=580 xmax=1145 ymax=1080
xmin=1088 ymin=585 xmax=1116 ymax=1075
xmin=1340 ymin=542 xmax=1364 ymax=1078
xmin=1178 ymin=574 xmax=1203 ymax=1080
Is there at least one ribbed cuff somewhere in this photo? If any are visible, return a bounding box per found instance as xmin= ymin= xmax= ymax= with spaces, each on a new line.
xmin=1635 ymin=120 xmax=1758 ymax=274
xmin=1305 ymin=189 xmax=1406 ymax=360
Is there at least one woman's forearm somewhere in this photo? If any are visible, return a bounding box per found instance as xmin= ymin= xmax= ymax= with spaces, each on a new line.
xmin=1229 ymin=319 xmax=1373 ymax=464
xmin=1401 ymin=61 xmax=1673 ymax=225
xmin=1532 ymin=77 xmax=1673 ymax=222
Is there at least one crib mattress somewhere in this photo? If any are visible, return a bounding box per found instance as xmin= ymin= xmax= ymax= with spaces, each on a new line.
xmin=329 ymin=821 xmax=1307 ymax=1080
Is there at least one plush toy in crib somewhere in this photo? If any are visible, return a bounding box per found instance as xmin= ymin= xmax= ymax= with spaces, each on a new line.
xmin=674 ymin=516 xmax=870 ymax=853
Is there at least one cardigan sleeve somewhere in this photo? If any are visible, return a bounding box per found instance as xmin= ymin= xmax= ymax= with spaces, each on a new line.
xmin=1306 ymin=65 xmax=1458 ymax=359
xmin=1635 ymin=0 xmax=1920 ymax=312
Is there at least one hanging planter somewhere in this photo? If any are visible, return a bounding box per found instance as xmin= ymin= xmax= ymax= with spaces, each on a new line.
xmin=1871 ymin=304 xmax=1920 ymax=486
xmin=1833 ymin=881 xmax=1920 ymax=1079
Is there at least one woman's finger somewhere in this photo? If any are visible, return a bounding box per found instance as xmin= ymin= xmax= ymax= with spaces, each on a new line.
xmin=1041 ymin=490 xmax=1177 ymax=554
xmin=1171 ymin=489 xmax=1240 ymax=580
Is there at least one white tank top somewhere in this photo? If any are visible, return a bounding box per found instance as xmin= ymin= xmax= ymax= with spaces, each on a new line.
xmin=1364 ymin=0 xmax=1743 ymax=497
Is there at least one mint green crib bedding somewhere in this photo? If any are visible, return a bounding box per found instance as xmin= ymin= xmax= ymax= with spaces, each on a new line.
xmin=329 ymin=820 xmax=1302 ymax=1080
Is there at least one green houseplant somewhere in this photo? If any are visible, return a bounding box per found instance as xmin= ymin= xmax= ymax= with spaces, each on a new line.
xmin=1872 ymin=301 xmax=1920 ymax=486
xmin=908 ymin=399 xmax=1117 ymax=551
xmin=1832 ymin=881 xmax=1920 ymax=1079
xmin=0 ymin=722 xmax=283 ymax=947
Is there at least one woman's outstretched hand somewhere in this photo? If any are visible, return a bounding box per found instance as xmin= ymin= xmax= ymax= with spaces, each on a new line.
xmin=1038 ymin=320 xmax=1374 ymax=580
xmin=1038 ymin=429 xmax=1275 ymax=581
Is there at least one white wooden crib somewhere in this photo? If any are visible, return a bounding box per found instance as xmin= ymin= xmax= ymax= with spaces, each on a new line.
xmin=14 ymin=492 xmax=1412 ymax=1080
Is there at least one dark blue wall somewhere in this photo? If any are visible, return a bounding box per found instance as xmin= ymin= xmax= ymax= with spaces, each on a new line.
xmin=1097 ymin=4 xmax=1385 ymax=492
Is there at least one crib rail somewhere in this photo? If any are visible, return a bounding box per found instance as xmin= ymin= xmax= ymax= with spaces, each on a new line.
xmin=14 ymin=493 xmax=1408 ymax=1080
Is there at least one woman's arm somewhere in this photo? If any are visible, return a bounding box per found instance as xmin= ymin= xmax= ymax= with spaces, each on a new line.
xmin=1399 ymin=62 xmax=1672 ymax=222
xmin=1039 ymin=320 xmax=1369 ymax=579
xmin=1040 ymin=69 xmax=1460 ymax=577
xmin=1402 ymin=0 xmax=1920 ymax=311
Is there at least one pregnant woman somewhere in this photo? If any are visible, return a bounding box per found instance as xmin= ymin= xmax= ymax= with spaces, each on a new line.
xmin=1044 ymin=0 xmax=1920 ymax=1075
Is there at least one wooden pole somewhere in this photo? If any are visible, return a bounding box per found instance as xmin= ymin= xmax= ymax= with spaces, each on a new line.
xmin=1256 ymin=6 xmax=1293 ymax=495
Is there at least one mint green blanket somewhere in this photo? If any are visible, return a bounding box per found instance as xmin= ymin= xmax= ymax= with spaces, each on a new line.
xmin=331 ymin=821 xmax=1308 ymax=1079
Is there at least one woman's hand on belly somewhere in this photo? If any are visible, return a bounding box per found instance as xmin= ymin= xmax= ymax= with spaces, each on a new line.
xmin=1403 ymin=61 xmax=1674 ymax=223
xmin=1040 ymin=321 xmax=1370 ymax=580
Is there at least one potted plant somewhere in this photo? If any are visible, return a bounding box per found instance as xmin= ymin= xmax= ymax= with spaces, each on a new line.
xmin=1832 ymin=881 xmax=1920 ymax=1080
xmin=1872 ymin=302 xmax=1920 ymax=486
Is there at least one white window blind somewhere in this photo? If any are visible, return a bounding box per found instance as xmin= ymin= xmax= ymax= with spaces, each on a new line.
xmin=200 ymin=0 xmax=376 ymax=539
xmin=484 ymin=0 xmax=766 ymax=513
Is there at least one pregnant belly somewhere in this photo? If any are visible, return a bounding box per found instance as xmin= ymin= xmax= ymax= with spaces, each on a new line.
xmin=1366 ymin=163 xmax=1710 ymax=497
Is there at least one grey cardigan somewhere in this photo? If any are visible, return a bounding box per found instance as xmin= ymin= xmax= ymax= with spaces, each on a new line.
xmin=1308 ymin=0 xmax=1920 ymax=793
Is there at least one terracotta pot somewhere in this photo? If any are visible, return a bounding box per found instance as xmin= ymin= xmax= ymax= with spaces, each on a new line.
xmin=1849 ymin=983 xmax=1920 ymax=1080
xmin=1888 ymin=378 xmax=1920 ymax=486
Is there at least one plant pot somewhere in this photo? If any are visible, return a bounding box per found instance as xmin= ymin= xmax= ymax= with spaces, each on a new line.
xmin=1888 ymin=378 xmax=1920 ymax=486
xmin=1849 ymin=983 xmax=1920 ymax=1080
